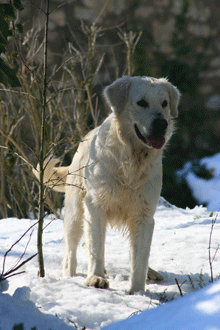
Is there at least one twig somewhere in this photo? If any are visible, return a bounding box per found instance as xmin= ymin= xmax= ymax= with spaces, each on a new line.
xmin=47 ymin=54 xmax=83 ymax=86
xmin=1 ymin=219 xmax=39 ymax=283
xmin=1 ymin=211 xmax=57 ymax=283
xmin=0 ymin=146 xmax=34 ymax=170
xmin=93 ymin=0 xmax=111 ymax=25
xmin=175 ymin=278 xmax=186 ymax=297
xmin=85 ymin=85 xmax=97 ymax=127
xmin=209 ymin=214 xmax=219 ymax=282
xmin=1 ymin=219 xmax=39 ymax=277
xmin=3 ymin=253 xmax=38 ymax=279
xmin=0 ymin=89 xmax=39 ymax=102
xmin=5 ymin=228 xmax=35 ymax=276
xmin=49 ymin=2 xmax=68 ymax=15
xmin=128 ymin=310 xmax=142 ymax=318
xmin=1 ymin=271 xmax=25 ymax=280
xmin=67 ymin=318 xmax=86 ymax=330
xmin=46 ymin=87 xmax=84 ymax=105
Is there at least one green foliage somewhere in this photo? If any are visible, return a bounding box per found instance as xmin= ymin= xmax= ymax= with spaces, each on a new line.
xmin=13 ymin=324 xmax=24 ymax=330
xmin=133 ymin=33 xmax=154 ymax=77
xmin=13 ymin=0 xmax=24 ymax=11
xmin=191 ymin=161 xmax=213 ymax=180
xmin=0 ymin=57 xmax=20 ymax=87
xmin=0 ymin=13 xmax=10 ymax=53
xmin=161 ymin=60 xmax=199 ymax=95
xmin=13 ymin=324 xmax=37 ymax=330
xmin=156 ymin=0 xmax=199 ymax=95
xmin=0 ymin=0 xmax=24 ymax=88
xmin=156 ymin=0 xmax=218 ymax=208
xmin=0 ymin=4 xmax=16 ymax=21
xmin=16 ymin=23 xmax=23 ymax=34
xmin=171 ymin=0 xmax=189 ymax=57
xmin=162 ymin=148 xmax=198 ymax=209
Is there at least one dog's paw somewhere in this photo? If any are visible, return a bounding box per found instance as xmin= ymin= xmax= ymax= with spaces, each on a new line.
xmin=128 ymin=284 xmax=145 ymax=295
xmin=147 ymin=267 xmax=163 ymax=281
xmin=86 ymin=275 xmax=109 ymax=289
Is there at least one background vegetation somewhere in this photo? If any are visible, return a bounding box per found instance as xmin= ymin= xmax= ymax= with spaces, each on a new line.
xmin=1 ymin=0 xmax=220 ymax=219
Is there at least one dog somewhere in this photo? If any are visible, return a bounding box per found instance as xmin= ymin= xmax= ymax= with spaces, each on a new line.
xmin=35 ymin=76 xmax=180 ymax=294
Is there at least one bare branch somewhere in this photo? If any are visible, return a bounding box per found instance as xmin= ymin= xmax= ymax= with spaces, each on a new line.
xmin=1 ymin=220 xmax=39 ymax=277
xmin=209 ymin=214 xmax=219 ymax=282
xmin=4 ymin=253 xmax=38 ymax=279
xmin=175 ymin=278 xmax=186 ymax=297
xmin=5 ymin=228 xmax=34 ymax=276
xmin=93 ymin=0 xmax=111 ymax=25
xmin=0 ymin=146 xmax=34 ymax=170
xmin=0 ymin=89 xmax=40 ymax=102
xmin=47 ymin=54 xmax=83 ymax=86
xmin=49 ymin=2 xmax=68 ymax=15
xmin=46 ymin=87 xmax=84 ymax=105
xmin=10 ymin=16 xmax=42 ymax=90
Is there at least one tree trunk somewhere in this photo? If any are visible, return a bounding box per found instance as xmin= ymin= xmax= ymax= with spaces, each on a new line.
xmin=37 ymin=0 xmax=50 ymax=278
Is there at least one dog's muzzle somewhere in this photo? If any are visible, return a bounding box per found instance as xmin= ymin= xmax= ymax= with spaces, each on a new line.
xmin=134 ymin=118 xmax=168 ymax=149
xmin=152 ymin=118 xmax=168 ymax=134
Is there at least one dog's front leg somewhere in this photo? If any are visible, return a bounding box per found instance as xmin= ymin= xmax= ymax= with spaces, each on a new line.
xmin=84 ymin=195 xmax=109 ymax=289
xmin=129 ymin=218 xmax=154 ymax=294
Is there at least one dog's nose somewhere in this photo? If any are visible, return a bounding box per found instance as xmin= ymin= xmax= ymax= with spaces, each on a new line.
xmin=152 ymin=118 xmax=168 ymax=134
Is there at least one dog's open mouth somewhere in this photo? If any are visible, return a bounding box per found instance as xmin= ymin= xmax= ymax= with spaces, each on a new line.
xmin=134 ymin=124 xmax=166 ymax=150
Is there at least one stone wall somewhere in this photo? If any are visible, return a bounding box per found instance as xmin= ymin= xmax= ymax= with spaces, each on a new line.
xmin=19 ymin=0 xmax=220 ymax=109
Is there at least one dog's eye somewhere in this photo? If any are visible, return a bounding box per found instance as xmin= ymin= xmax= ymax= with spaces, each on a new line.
xmin=137 ymin=99 xmax=149 ymax=108
xmin=162 ymin=100 xmax=168 ymax=108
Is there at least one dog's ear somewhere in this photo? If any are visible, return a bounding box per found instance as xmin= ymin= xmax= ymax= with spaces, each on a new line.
xmin=163 ymin=80 xmax=181 ymax=117
xmin=104 ymin=76 xmax=131 ymax=114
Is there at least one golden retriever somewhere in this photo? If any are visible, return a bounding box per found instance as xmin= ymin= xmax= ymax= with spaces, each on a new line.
xmin=35 ymin=76 xmax=180 ymax=293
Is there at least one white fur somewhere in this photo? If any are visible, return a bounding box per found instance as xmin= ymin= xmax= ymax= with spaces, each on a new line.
xmin=40 ymin=76 xmax=180 ymax=293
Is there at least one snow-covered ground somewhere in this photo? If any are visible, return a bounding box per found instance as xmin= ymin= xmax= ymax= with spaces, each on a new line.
xmin=103 ymin=280 xmax=220 ymax=330
xmin=1 ymin=198 xmax=220 ymax=330
xmin=177 ymin=152 xmax=220 ymax=211
xmin=1 ymin=152 xmax=220 ymax=330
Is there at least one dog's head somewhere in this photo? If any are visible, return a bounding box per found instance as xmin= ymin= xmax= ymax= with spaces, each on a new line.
xmin=104 ymin=76 xmax=180 ymax=150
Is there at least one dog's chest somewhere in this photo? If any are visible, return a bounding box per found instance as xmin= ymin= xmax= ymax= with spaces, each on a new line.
xmin=115 ymin=152 xmax=156 ymax=188
xmin=116 ymin=161 xmax=145 ymax=187
xmin=84 ymin=150 xmax=162 ymax=222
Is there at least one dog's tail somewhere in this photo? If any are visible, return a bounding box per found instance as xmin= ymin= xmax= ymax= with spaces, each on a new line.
xmin=33 ymin=157 xmax=69 ymax=192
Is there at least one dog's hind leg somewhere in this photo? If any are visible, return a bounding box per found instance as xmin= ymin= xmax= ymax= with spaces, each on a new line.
xmin=147 ymin=267 xmax=163 ymax=281
xmin=63 ymin=192 xmax=84 ymax=277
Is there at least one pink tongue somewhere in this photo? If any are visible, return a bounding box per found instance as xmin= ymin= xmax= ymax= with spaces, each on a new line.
xmin=146 ymin=136 xmax=165 ymax=149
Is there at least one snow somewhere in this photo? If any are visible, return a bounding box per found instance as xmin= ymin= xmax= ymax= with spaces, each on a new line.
xmin=0 ymin=287 xmax=72 ymax=330
xmin=177 ymin=152 xmax=220 ymax=211
xmin=103 ymin=281 xmax=220 ymax=330
xmin=0 ymin=198 xmax=220 ymax=330
xmin=1 ymin=152 xmax=220 ymax=330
